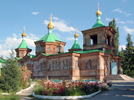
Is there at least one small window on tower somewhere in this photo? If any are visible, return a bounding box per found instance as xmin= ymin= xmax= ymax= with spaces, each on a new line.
xmin=48 ymin=47 xmax=50 ymax=52
xmin=58 ymin=45 xmax=61 ymax=53
xmin=53 ymin=48 xmax=55 ymax=52
xmin=21 ymin=52 xmax=23 ymax=56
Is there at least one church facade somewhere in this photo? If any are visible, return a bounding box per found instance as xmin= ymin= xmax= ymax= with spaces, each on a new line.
xmin=15 ymin=5 xmax=121 ymax=81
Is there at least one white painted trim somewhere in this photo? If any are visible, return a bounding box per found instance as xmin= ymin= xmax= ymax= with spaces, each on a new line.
xmin=32 ymin=90 xmax=101 ymax=100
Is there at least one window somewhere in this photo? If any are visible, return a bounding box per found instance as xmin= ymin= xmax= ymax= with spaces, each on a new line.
xmin=107 ymin=36 xmax=110 ymax=45
xmin=53 ymin=48 xmax=55 ymax=52
xmin=66 ymin=61 xmax=69 ymax=69
xmin=40 ymin=63 xmax=42 ymax=71
xmin=52 ymin=62 xmax=54 ymax=70
xmin=48 ymin=47 xmax=50 ymax=52
xmin=43 ymin=62 xmax=46 ymax=70
xmin=90 ymin=35 xmax=97 ymax=45
xmin=21 ymin=52 xmax=23 ymax=56
xmin=58 ymin=45 xmax=61 ymax=53
xmin=87 ymin=60 xmax=91 ymax=69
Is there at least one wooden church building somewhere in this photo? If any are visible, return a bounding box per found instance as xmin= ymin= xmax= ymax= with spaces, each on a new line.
xmin=15 ymin=4 xmax=121 ymax=81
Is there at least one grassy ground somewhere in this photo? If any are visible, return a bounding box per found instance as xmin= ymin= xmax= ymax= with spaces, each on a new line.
xmin=0 ymin=94 xmax=20 ymax=100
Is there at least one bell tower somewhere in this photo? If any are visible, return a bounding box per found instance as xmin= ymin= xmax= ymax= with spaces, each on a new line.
xmin=82 ymin=3 xmax=116 ymax=53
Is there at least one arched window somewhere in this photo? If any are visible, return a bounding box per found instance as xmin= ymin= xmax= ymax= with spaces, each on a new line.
xmin=48 ymin=47 xmax=50 ymax=52
xmin=43 ymin=62 xmax=46 ymax=70
xmin=53 ymin=48 xmax=55 ymax=52
xmin=87 ymin=60 xmax=91 ymax=69
xmin=66 ymin=61 xmax=69 ymax=69
xmin=40 ymin=63 xmax=42 ymax=71
xmin=55 ymin=62 xmax=58 ymax=69
xmin=52 ymin=62 xmax=54 ymax=70
xmin=58 ymin=45 xmax=61 ymax=53
xmin=21 ymin=52 xmax=23 ymax=56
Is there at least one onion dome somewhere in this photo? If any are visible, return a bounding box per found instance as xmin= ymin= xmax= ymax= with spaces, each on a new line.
xmin=47 ymin=14 xmax=54 ymax=29
xmin=74 ymin=28 xmax=79 ymax=37
xmin=22 ymin=26 xmax=27 ymax=37
xmin=96 ymin=3 xmax=102 ymax=15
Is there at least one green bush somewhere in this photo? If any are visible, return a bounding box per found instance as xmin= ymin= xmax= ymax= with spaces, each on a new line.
xmin=0 ymin=51 xmax=21 ymax=92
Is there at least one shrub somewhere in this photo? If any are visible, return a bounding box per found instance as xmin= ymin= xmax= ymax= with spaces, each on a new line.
xmin=33 ymin=80 xmax=104 ymax=96
xmin=0 ymin=51 xmax=21 ymax=92
xmin=20 ymin=65 xmax=32 ymax=89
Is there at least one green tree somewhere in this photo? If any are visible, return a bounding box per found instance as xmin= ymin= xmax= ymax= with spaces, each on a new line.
xmin=122 ymin=34 xmax=134 ymax=77
xmin=109 ymin=18 xmax=119 ymax=55
xmin=0 ymin=50 xmax=21 ymax=92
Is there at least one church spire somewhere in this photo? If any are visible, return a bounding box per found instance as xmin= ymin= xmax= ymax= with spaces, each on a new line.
xmin=92 ymin=3 xmax=105 ymax=29
xmin=96 ymin=3 xmax=102 ymax=16
xmin=69 ymin=28 xmax=82 ymax=51
xmin=47 ymin=14 xmax=54 ymax=29
xmin=22 ymin=26 xmax=27 ymax=37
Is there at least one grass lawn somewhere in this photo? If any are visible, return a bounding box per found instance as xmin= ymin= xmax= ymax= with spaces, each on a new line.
xmin=0 ymin=94 xmax=20 ymax=100
xmin=0 ymin=95 xmax=53 ymax=100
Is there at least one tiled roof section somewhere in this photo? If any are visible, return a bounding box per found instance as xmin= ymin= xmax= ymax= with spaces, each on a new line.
xmin=74 ymin=50 xmax=104 ymax=54
xmin=71 ymin=40 xmax=82 ymax=49
xmin=38 ymin=32 xmax=62 ymax=42
xmin=27 ymin=54 xmax=36 ymax=58
xmin=92 ymin=19 xmax=105 ymax=29
xmin=18 ymin=40 xmax=29 ymax=49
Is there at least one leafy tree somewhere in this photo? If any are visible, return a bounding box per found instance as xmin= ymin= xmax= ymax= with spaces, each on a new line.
xmin=0 ymin=50 xmax=21 ymax=92
xmin=109 ymin=18 xmax=119 ymax=55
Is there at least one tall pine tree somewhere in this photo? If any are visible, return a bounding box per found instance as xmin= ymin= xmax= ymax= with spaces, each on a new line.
xmin=109 ymin=18 xmax=119 ymax=55
xmin=0 ymin=50 xmax=21 ymax=92
xmin=122 ymin=34 xmax=134 ymax=77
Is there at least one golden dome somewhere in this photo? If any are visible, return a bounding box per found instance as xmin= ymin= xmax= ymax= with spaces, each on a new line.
xmin=74 ymin=28 xmax=79 ymax=37
xmin=96 ymin=3 xmax=102 ymax=15
xmin=22 ymin=26 xmax=27 ymax=37
xmin=47 ymin=14 xmax=54 ymax=29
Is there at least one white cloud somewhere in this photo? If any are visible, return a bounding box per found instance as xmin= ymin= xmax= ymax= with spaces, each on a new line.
xmin=127 ymin=21 xmax=134 ymax=24
xmin=66 ymin=37 xmax=75 ymax=41
xmin=44 ymin=16 xmax=76 ymax=33
xmin=123 ymin=26 xmax=134 ymax=34
xmin=0 ymin=33 xmax=39 ymax=58
xmin=119 ymin=45 xmax=126 ymax=51
xmin=117 ymin=21 xmax=125 ymax=24
xmin=53 ymin=17 xmax=59 ymax=20
xmin=31 ymin=12 xmax=39 ymax=15
xmin=55 ymin=33 xmax=62 ymax=38
xmin=105 ymin=18 xmax=112 ymax=21
xmin=112 ymin=8 xmax=131 ymax=16
xmin=105 ymin=18 xmax=119 ymax=22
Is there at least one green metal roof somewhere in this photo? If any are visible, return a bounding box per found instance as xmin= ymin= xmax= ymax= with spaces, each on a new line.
xmin=38 ymin=31 xmax=62 ymax=42
xmin=16 ymin=57 xmax=23 ymax=60
xmin=74 ymin=50 xmax=104 ymax=54
xmin=27 ymin=54 xmax=36 ymax=58
xmin=41 ymin=50 xmax=103 ymax=57
xmin=92 ymin=19 xmax=105 ymax=29
xmin=71 ymin=40 xmax=82 ymax=49
xmin=0 ymin=58 xmax=5 ymax=64
xmin=18 ymin=40 xmax=29 ymax=49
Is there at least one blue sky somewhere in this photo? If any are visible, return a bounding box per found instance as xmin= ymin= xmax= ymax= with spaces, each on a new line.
xmin=0 ymin=0 xmax=134 ymax=58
